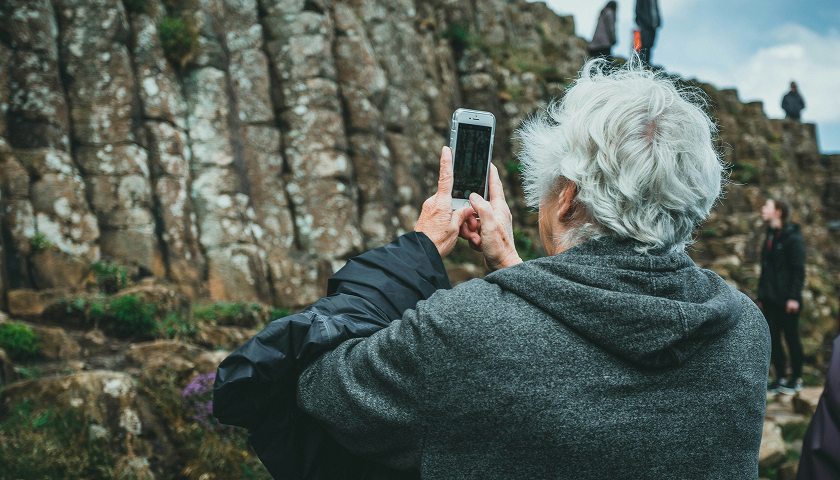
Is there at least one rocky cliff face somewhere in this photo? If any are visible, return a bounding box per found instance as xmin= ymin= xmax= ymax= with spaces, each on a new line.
xmin=0 ymin=0 xmax=586 ymax=309
xmin=0 ymin=0 xmax=838 ymax=477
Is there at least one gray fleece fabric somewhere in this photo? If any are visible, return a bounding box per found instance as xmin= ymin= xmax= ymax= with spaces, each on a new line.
xmin=297 ymin=236 xmax=771 ymax=479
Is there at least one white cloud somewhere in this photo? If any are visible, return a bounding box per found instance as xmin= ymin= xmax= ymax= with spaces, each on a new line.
xmin=729 ymin=25 xmax=840 ymax=124
xmin=532 ymin=1 xmax=840 ymax=151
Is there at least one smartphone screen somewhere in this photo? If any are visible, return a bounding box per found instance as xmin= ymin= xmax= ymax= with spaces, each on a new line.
xmin=452 ymin=123 xmax=492 ymax=199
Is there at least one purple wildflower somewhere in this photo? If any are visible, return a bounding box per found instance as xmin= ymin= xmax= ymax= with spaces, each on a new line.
xmin=182 ymin=371 xmax=233 ymax=434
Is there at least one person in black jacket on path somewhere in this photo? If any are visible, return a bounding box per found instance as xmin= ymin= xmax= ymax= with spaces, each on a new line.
xmin=759 ymin=196 xmax=806 ymax=394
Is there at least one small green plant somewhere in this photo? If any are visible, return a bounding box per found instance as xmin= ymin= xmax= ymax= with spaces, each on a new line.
xmin=0 ymin=322 xmax=40 ymax=361
xmin=505 ymin=159 xmax=523 ymax=174
xmin=441 ymin=22 xmax=483 ymax=55
xmin=15 ymin=366 xmax=45 ymax=379
xmin=109 ymin=295 xmax=157 ymax=337
xmin=89 ymin=300 xmax=106 ymax=322
xmin=802 ymin=371 xmax=823 ymax=387
xmin=729 ymin=162 xmax=759 ymax=184
xmin=781 ymin=419 xmax=811 ymax=443
xmin=29 ymin=233 xmax=53 ymax=254
xmin=158 ymin=312 xmax=200 ymax=341
xmin=158 ymin=16 xmax=199 ymax=65
xmin=513 ymin=229 xmax=543 ymax=261
xmin=191 ymin=302 xmax=264 ymax=327
xmin=270 ymin=308 xmax=292 ymax=320
xmin=91 ymin=261 xmax=130 ymax=294
xmin=504 ymin=84 xmax=524 ymax=101
xmin=0 ymin=400 xmax=115 ymax=478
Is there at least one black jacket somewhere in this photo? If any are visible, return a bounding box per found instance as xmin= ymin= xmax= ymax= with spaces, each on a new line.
xmin=782 ymin=91 xmax=805 ymax=118
xmin=635 ymin=0 xmax=661 ymax=30
xmin=758 ymin=223 xmax=806 ymax=305
xmin=213 ymin=232 xmax=447 ymax=479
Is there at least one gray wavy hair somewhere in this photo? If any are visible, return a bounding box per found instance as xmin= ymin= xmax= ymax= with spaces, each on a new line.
xmin=517 ymin=57 xmax=724 ymax=252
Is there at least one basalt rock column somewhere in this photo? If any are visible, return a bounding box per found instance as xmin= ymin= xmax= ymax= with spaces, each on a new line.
xmin=0 ymin=0 xmax=99 ymax=291
xmin=128 ymin=2 xmax=206 ymax=297
xmin=262 ymin=0 xmax=363 ymax=266
xmin=182 ymin=0 xmax=273 ymax=303
xmin=55 ymin=0 xmax=159 ymax=272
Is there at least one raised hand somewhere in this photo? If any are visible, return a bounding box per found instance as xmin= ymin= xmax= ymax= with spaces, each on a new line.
xmin=460 ymin=164 xmax=522 ymax=272
xmin=415 ymin=146 xmax=476 ymax=258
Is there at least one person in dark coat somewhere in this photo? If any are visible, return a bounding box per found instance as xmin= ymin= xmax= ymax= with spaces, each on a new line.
xmin=588 ymin=2 xmax=617 ymax=59
xmin=796 ymin=334 xmax=840 ymax=479
xmin=758 ymin=196 xmax=806 ymax=394
xmin=782 ymin=82 xmax=806 ymax=121
xmin=288 ymin=58 xmax=770 ymax=479
xmin=635 ymin=0 xmax=660 ymax=64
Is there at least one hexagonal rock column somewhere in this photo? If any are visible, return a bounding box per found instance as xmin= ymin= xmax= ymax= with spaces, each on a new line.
xmin=54 ymin=0 xmax=161 ymax=274
xmin=0 ymin=0 xmax=100 ymax=290
xmin=263 ymin=0 xmax=363 ymax=262
xmin=129 ymin=4 xmax=206 ymax=297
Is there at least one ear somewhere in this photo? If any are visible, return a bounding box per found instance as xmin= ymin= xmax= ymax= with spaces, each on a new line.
xmin=554 ymin=181 xmax=578 ymax=223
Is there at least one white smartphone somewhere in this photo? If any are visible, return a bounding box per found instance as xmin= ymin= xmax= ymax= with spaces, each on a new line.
xmin=448 ymin=108 xmax=496 ymax=210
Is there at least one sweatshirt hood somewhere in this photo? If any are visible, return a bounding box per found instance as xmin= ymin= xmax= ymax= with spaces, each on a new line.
xmin=486 ymin=236 xmax=741 ymax=369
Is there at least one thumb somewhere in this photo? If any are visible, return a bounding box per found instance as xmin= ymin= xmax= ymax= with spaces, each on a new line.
xmin=469 ymin=193 xmax=494 ymax=223
xmin=451 ymin=205 xmax=475 ymax=228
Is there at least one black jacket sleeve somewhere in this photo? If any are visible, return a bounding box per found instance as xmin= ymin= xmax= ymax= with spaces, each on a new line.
xmin=212 ymin=232 xmax=449 ymax=479
xmin=785 ymin=229 xmax=806 ymax=301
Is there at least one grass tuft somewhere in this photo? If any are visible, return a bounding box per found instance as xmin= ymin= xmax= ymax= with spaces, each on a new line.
xmin=0 ymin=322 xmax=40 ymax=361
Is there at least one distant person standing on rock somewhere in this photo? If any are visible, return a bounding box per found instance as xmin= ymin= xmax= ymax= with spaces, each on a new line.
xmin=782 ymin=82 xmax=805 ymax=121
xmin=635 ymin=0 xmax=660 ymax=65
xmin=759 ymin=196 xmax=806 ymax=395
xmin=588 ymin=2 xmax=617 ymax=60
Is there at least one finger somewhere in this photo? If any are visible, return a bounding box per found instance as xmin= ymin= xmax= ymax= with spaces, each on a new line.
xmin=487 ymin=164 xmax=509 ymax=212
xmin=437 ymin=146 xmax=454 ymax=197
xmin=470 ymin=192 xmax=495 ymax=228
xmin=464 ymin=212 xmax=480 ymax=232
xmin=459 ymin=222 xmax=482 ymax=251
xmin=451 ymin=205 xmax=474 ymax=229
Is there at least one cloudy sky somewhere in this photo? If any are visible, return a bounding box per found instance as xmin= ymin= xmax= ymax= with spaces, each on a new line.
xmin=534 ymin=0 xmax=840 ymax=154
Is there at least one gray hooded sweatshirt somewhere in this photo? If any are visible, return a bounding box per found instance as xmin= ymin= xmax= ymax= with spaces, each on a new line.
xmin=298 ymin=236 xmax=771 ymax=479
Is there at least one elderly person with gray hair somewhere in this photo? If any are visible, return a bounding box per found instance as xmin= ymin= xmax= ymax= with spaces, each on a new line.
xmin=216 ymin=59 xmax=770 ymax=479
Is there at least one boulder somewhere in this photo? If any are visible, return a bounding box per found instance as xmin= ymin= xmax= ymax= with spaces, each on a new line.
xmin=28 ymin=249 xmax=90 ymax=289
xmin=0 ymin=370 xmax=153 ymax=459
xmin=7 ymin=288 xmax=74 ymax=317
xmin=793 ymin=386 xmax=824 ymax=416
xmin=194 ymin=350 xmax=229 ymax=375
xmin=127 ymin=340 xmax=211 ymax=382
xmin=116 ymin=284 xmax=190 ymax=317
xmin=196 ymin=326 xmax=257 ymax=350
xmin=83 ymin=329 xmax=106 ymax=346
xmin=28 ymin=324 xmax=81 ymax=360
xmin=759 ymin=420 xmax=786 ymax=469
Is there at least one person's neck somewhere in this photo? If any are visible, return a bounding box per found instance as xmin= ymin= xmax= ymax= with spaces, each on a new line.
xmin=769 ymin=219 xmax=783 ymax=230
